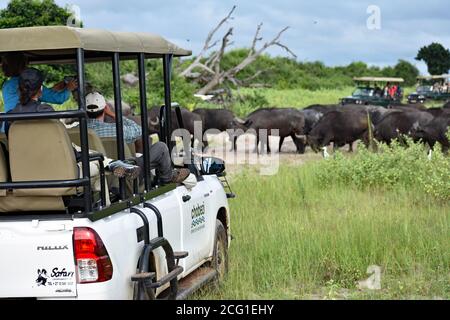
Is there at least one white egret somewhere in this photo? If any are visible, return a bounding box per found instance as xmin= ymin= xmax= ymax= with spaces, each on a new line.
xmin=322 ymin=146 xmax=330 ymax=159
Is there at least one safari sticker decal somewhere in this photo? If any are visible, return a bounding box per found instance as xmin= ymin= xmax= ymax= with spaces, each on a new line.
xmin=191 ymin=203 xmax=206 ymax=233
xmin=34 ymin=267 xmax=75 ymax=291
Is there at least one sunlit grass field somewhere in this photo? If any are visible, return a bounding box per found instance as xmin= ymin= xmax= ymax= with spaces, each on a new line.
xmin=237 ymin=87 xmax=354 ymax=109
xmin=196 ymin=164 xmax=449 ymax=300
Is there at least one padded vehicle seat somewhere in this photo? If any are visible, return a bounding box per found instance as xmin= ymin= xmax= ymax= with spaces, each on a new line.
xmin=0 ymin=120 xmax=79 ymax=212
xmin=101 ymin=137 xmax=135 ymax=159
xmin=67 ymin=127 xmax=107 ymax=156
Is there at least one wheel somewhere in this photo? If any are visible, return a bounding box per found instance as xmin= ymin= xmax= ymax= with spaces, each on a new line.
xmin=212 ymin=219 xmax=229 ymax=285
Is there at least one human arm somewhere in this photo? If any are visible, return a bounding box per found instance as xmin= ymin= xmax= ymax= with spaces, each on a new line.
xmin=122 ymin=116 xmax=142 ymax=144
xmin=2 ymin=78 xmax=20 ymax=113
xmin=41 ymin=86 xmax=71 ymax=105
xmin=41 ymin=78 xmax=78 ymax=106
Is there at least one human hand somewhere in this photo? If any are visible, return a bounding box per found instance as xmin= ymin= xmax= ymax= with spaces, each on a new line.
xmin=66 ymin=79 xmax=78 ymax=91
xmin=104 ymin=104 xmax=116 ymax=119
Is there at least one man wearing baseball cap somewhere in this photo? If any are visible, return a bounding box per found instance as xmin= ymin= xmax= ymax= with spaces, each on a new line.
xmin=85 ymin=92 xmax=190 ymax=185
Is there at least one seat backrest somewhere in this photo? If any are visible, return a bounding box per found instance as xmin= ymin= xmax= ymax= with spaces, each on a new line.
xmin=128 ymin=142 xmax=136 ymax=157
xmin=9 ymin=120 xmax=78 ymax=197
xmin=101 ymin=137 xmax=133 ymax=160
xmin=67 ymin=127 xmax=107 ymax=155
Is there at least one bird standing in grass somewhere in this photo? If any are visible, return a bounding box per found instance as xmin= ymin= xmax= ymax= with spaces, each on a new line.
xmin=427 ymin=149 xmax=432 ymax=161
xmin=322 ymin=146 xmax=330 ymax=159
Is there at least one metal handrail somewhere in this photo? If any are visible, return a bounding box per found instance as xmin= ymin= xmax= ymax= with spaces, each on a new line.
xmin=0 ymin=110 xmax=86 ymax=121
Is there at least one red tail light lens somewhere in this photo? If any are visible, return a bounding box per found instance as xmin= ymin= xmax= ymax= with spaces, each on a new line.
xmin=73 ymin=227 xmax=113 ymax=284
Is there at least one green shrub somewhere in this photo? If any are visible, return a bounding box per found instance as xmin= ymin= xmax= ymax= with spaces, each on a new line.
xmin=315 ymin=139 xmax=450 ymax=201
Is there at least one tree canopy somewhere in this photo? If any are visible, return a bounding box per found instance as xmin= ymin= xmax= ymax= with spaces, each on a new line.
xmin=0 ymin=0 xmax=71 ymax=29
xmin=0 ymin=0 xmax=77 ymax=83
xmin=416 ymin=42 xmax=450 ymax=76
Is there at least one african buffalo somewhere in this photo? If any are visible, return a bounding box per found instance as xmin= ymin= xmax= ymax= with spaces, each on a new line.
xmin=130 ymin=106 xmax=202 ymax=154
xmin=410 ymin=113 xmax=450 ymax=153
xmin=307 ymin=109 xmax=371 ymax=152
xmin=193 ymin=108 xmax=246 ymax=151
xmin=239 ymin=108 xmax=305 ymax=154
xmin=373 ymin=110 xmax=434 ymax=145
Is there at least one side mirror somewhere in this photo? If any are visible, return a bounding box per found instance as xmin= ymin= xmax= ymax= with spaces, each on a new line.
xmin=201 ymin=157 xmax=225 ymax=176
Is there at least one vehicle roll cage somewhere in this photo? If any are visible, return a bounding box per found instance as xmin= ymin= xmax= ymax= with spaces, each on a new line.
xmin=0 ymin=48 xmax=176 ymax=218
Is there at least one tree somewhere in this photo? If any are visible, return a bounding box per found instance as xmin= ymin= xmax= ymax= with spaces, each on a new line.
xmin=180 ymin=6 xmax=296 ymax=95
xmin=415 ymin=42 xmax=450 ymax=75
xmin=0 ymin=0 xmax=78 ymax=83
xmin=393 ymin=60 xmax=419 ymax=86
xmin=0 ymin=0 xmax=72 ymax=28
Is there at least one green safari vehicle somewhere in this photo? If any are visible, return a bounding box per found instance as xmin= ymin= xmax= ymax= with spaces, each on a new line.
xmin=408 ymin=75 xmax=450 ymax=103
xmin=341 ymin=77 xmax=404 ymax=107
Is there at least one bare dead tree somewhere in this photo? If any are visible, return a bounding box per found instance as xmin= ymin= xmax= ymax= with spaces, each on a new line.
xmin=180 ymin=5 xmax=236 ymax=78
xmin=180 ymin=6 xmax=296 ymax=96
xmin=196 ymin=24 xmax=296 ymax=95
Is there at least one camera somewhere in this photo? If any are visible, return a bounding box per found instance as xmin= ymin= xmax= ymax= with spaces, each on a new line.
xmin=63 ymin=75 xmax=76 ymax=84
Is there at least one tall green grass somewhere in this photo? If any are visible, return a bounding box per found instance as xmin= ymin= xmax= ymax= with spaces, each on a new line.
xmin=227 ymin=87 xmax=428 ymax=117
xmin=196 ymin=147 xmax=449 ymax=300
xmin=237 ymin=87 xmax=354 ymax=108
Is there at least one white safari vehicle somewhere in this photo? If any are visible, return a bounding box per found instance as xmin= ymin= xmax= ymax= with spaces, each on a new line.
xmin=0 ymin=26 xmax=232 ymax=300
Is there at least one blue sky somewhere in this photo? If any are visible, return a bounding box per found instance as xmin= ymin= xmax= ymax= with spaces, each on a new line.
xmin=1 ymin=0 xmax=449 ymax=74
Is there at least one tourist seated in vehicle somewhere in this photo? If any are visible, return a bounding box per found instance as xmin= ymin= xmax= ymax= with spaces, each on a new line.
xmin=2 ymin=68 xmax=142 ymax=188
xmin=1 ymin=52 xmax=77 ymax=127
xmin=383 ymin=83 xmax=390 ymax=97
xmin=433 ymin=82 xmax=441 ymax=93
xmin=396 ymin=85 xmax=403 ymax=98
xmin=84 ymin=92 xmax=191 ymax=186
xmin=374 ymin=86 xmax=382 ymax=97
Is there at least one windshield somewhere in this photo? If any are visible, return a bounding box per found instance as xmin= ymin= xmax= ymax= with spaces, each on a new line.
xmin=353 ymin=87 xmax=374 ymax=97
xmin=417 ymin=86 xmax=432 ymax=94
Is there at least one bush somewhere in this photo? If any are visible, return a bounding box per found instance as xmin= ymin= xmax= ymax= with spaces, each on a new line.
xmin=84 ymin=59 xmax=200 ymax=112
xmin=315 ymin=139 xmax=450 ymax=201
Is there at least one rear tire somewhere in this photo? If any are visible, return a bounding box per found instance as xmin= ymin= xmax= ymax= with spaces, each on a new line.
xmin=212 ymin=219 xmax=228 ymax=286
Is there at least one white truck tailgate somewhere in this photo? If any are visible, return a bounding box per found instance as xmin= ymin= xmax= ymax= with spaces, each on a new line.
xmin=0 ymin=219 xmax=77 ymax=298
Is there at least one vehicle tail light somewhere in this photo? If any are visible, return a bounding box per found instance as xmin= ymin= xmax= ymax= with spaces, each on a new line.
xmin=73 ymin=227 xmax=113 ymax=284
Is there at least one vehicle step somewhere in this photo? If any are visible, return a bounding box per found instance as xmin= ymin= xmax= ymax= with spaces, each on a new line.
xmin=149 ymin=266 xmax=183 ymax=289
xmin=131 ymin=272 xmax=156 ymax=282
xmin=173 ymin=251 xmax=189 ymax=260
xmin=176 ymin=267 xmax=218 ymax=300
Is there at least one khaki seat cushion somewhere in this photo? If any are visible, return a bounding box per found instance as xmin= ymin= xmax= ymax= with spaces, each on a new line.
xmin=0 ymin=194 xmax=65 ymax=212
xmin=101 ymin=137 xmax=134 ymax=160
xmin=67 ymin=127 xmax=107 ymax=155
xmin=9 ymin=120 xmax=79 ymax=197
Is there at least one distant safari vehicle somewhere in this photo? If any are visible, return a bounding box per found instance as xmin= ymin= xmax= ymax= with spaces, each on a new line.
xmin=0 ymin=26 xmax=232 ymax=300
xmin=408 ymin=75 xmax=450 ymax=104
xmin=341 ymin=77 xmax=404 ymax=107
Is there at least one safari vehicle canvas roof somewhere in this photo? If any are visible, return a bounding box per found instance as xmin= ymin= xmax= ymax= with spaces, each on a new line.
xmin=353 ymin=77 xmax=404 ymax=83
xmin=0 ymin=26 xmax=191 ymax=63
xmin=417 ymin=74 xmax=450 ymax=80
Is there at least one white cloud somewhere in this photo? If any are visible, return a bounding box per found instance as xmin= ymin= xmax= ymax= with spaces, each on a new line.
xmin=0 ymin=0 xmax=448 ymax=73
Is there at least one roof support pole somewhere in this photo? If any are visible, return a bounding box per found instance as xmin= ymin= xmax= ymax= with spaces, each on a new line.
xmin=112 ymin=52 xmax=126 ymax=199
xmin=76 ymin=48 xmax=92 ymax=213
xmin=162 ymin=54 xmax=174 ymax=154
xmin=138 ymin=53 xmax=151 ymax=191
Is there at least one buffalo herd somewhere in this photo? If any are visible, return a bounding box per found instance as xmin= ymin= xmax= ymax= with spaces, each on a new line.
xmin=66 ymin=88 xmax=450 ymax=154
xmin=130 ymin=101 xmax=450 ymax=154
